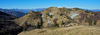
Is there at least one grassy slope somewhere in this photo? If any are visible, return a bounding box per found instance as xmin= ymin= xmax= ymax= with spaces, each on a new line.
xmin=18 ymin=25 xmax=100 ymax=35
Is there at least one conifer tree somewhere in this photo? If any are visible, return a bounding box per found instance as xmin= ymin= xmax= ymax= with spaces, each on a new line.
xmin=88 ymin=19 xmax=92 ymax=26
xmin=94 ymin=21 xmax=97 ymax=25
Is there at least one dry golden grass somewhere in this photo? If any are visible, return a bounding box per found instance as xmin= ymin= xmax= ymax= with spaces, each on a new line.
xmin=18 ymin=25 xmax=100 ymax=35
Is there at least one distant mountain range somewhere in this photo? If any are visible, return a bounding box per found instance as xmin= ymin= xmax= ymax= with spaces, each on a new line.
xmin=10 ymin=8 xmax=46 ymax=13
xmin=0 ymin=8 xmax=46 ymax=17
xmin=0 ymin=8 xmax=100 ymax=17
xmin=83 ymin=9 xmax=100 ymax=12
xmin=88 ymin=9 xmax=100 ymax=12
xmin=0 ymin=8 xmax=25 ymax=17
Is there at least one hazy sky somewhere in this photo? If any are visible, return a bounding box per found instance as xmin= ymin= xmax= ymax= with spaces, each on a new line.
xmin=0 ymin=0 xmax=100 ymax=9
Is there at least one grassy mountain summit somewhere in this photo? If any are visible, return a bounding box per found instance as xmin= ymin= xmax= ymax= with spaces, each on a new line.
xmin=26 ymin=10 xmax=36 ymax=15
xmin=14 ymin=7 xmax=100 ymax=35
xmin=15 ymin=7 xmax=96 ymax=28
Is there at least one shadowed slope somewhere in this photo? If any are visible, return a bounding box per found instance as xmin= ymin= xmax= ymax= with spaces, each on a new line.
xmin=0 ymin=11 xmax=23 ymax=35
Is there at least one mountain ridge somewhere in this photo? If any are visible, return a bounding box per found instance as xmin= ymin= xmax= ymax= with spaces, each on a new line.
xmin=0 ymin=8 xmax=25 ymax=17
xmin=0 ymin=11 xmax=23 ymax=35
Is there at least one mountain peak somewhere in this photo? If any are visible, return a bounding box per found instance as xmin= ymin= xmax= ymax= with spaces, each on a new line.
xmin=26 ymin=10 xmax=36 ymax=15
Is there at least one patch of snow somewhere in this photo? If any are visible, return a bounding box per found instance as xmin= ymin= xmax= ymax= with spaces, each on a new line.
xmin=57 ymin=6 xmax=62 ymax=8
xmin=49 ymin=12 xmax=52 ymax=15
xmin=69 ymin=11 xmax=79 ymax=19
xmin=42 ymin=14 xmax=43 ymax=17
xmin=41 ymin=14 xmax=44 ymax=21
xmin=53 ymin=17 xmax=55 ymax=19
xmin=42 ymin=18 xmax=44 ymax=21
xmin=67 ymin=7 xmax=72 ymax=9
xmin=47 ymin=20 xmax=52 ymax=24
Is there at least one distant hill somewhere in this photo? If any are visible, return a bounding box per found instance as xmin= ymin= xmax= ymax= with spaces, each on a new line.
xmin=0 ymin=8 xmax=25 ymax=17
xmin=0 ymin=8 xmax=46 ymax=17
xmin=83 ymin=9 xmax=100 ymax=12
xmin=1 ymin=8 xmax=100 ymax=18
xmin=89 ymin=9 xmax=100 ymax=12
xmin=0 ymin=11 xmax=17 ymax=20
xmin=0 ymin=11 xmax=23 ymax=35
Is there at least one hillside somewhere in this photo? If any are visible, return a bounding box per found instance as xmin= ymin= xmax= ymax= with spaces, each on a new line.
xmin=0 ymin=11 xmax=23 ymax=35
xmin=18 ymin=25 xmax=100 ymax=35
xmin=14 ymin=11 xmax=43 ymax=31
xmin=15 ymin=7 xmax=99 ymax=28
xmin=0 ymin=11 xmax=17 ymax=20
xmin=14 ymin=7 xmax=100 ymax=35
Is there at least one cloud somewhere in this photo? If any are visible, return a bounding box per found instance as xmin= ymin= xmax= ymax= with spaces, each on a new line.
xmin=57 ymin=6 xmax=62 ymax=8
xmin=67 ymin=7 xmax=72 ymax=8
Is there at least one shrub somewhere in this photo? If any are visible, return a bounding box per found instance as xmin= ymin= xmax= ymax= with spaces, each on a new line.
xmin=40 ymin=18 xmax=43 ymax=28
xmin=91 ymin=12 xmax=94 ymax=14
xmin=67 ymin=16 xmax=72 ymax=20
xmin=23 ymin=22 xmax=28 ymax=31
xmin=53 ymin=19 xmax=58 ymax=27
xmin=93 ymin=21 xmax=97 ymax=25
xmin=95 ymin=13 xmax=97 ymax=16
xmin=36 ymin=22 xmax=41 ymax=29
xmin=23 ymin=22 xmax=38 ymax=31
xmin=73 ymin=8 xmax=82 ymax=10
xmin=67 ymin=21 xmax=71 ymax=24
xmin=49 ymin=15 xmax=53 ymax=18
xmin=53 ymin=19 xmax=58 ymax=23
xmin=61 ymin=21 xmax=65 ymax=25
xmin=46 ymin=13 xmax=49 ymax=16
xmin=88 ymin=18 xmax=92 ymax=26
xmin=53 ymin=21 xmax=59 ymax=27
xmin=60 ymin=13 xmax=63 ymax=16
xmin=53 ymin=19 xmax=59 ymax=27
xmin=2 ymin=29 xmax=6 ymax=34
xmin=23 ymin=26 xmax=27 ymax=31
xmin=64 ymin=21 xmax=71 ymax=25
xmin=68 ymin=9 xmax=72 ymax=11
xmin=85 ymin=10 xmax=91 ymax=13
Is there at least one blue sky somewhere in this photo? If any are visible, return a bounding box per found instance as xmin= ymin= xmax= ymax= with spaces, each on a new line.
xmin=0 ymin=0 xmax=100 ymax=9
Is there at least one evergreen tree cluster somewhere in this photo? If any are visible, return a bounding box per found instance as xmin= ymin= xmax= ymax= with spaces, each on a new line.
xmin=88 ymin=19 xmax=97 ymax=26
